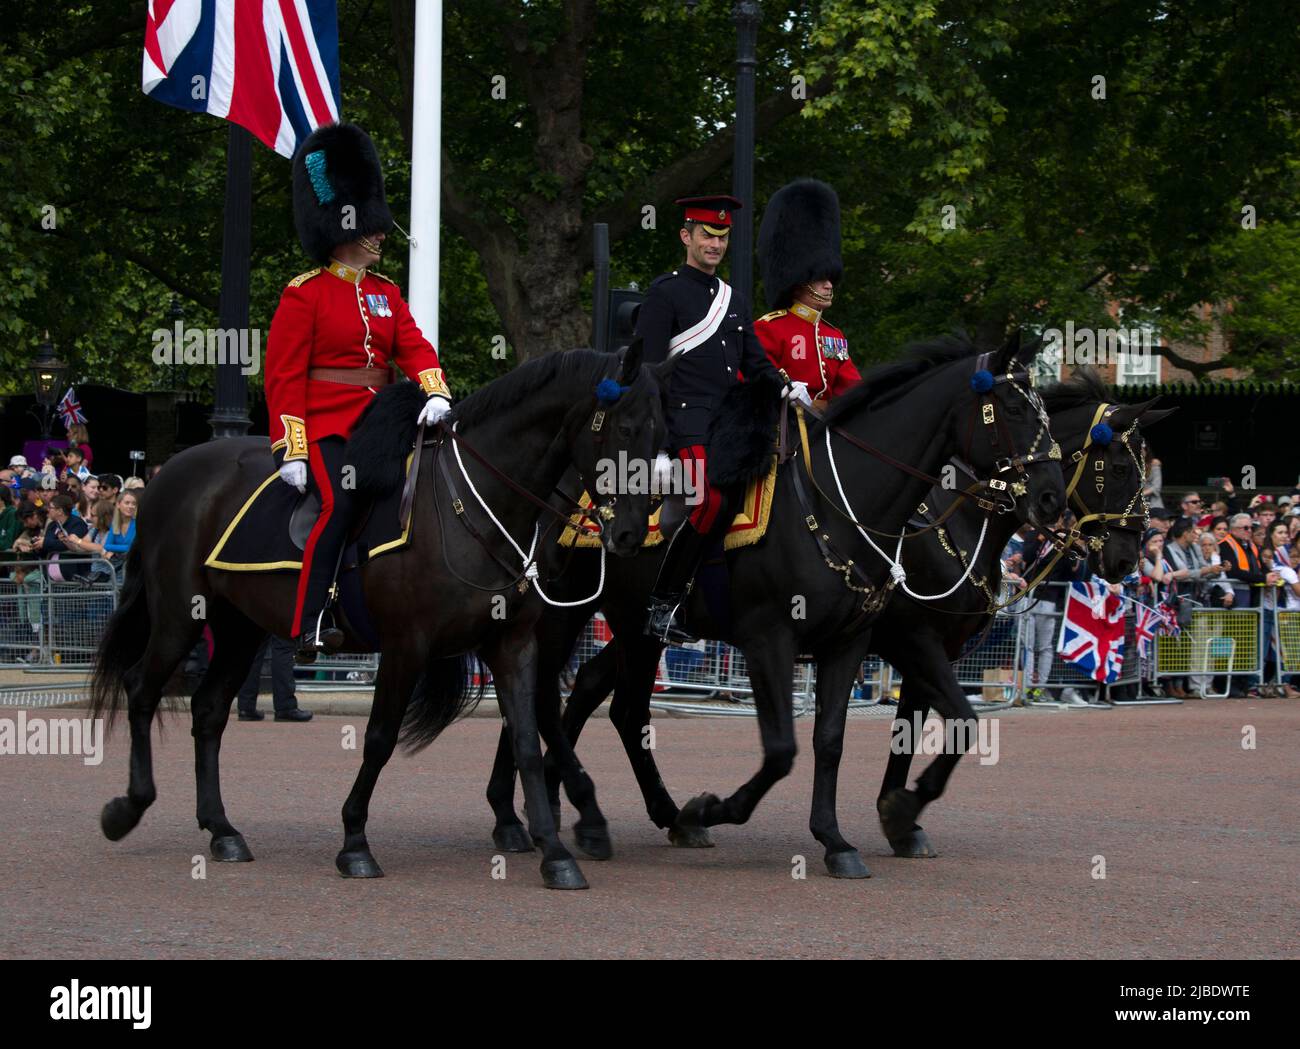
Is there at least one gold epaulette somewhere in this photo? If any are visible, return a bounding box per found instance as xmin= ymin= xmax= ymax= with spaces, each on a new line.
xmin=757 ymin=309 xmax=788 ymax=323
xmin=288 ymin=268 xmax=321 ymax=288
xmin=370 ymin=271 xmax=398 ymax=286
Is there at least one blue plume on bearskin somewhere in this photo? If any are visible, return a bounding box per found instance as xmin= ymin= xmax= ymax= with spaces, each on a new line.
xmin=344 ymin=381 xmax=427 ymax=498
xmin=706 ymin=373 xmax=783 ymax=488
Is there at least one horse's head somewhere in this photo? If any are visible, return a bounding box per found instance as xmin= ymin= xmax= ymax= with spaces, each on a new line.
xmin=950 ymin=330 xmax=1066 ymax=531
xmin=563 ymin=339 xmax=663 ymax=556
xmin=1048 ymin=392 xmax=1176 ymax=581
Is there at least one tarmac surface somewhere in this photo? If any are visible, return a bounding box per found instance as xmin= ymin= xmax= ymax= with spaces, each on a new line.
xmin=1 ymin=698 xmax=1296 ymax=959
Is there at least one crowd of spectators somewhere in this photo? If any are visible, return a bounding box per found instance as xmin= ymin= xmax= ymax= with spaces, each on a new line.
xmin=999 ymin=458 xmax=1300 ymax=702
xmin=0 ymin=425 xmax=144 ymax=663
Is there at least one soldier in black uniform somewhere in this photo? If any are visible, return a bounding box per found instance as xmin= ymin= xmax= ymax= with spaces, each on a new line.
xmin=637 ymin=194 xmax=812 ymax=643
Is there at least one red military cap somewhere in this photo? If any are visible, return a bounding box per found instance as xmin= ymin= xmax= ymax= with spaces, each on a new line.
xmin=676 ymin=194 xmax=743 ymax=235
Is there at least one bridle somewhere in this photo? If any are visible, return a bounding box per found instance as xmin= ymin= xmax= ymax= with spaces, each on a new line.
xmin=959 ymin=351 xmax=1062 ymax=516
xmin=787 ymin=353 xmax=1064 ymax=620
xmin=1054 ymin=402 xmax=1148 ymax=554
xmin=427 ymin=373 xmax=641 ymax=600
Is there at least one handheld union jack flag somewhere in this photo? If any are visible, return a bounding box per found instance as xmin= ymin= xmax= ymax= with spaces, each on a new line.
xmin=1057 ymin=581 xmax=1126 ymax=684
xmin=1133 ymin=602 xmax=1166 ymax=660
xmin=143 ymin=0 xmax=341 ymax=159
xmin=56 ymin=388 xmax=87 ymax=430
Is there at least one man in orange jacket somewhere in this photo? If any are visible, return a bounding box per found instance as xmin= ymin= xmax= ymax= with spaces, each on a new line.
xmin=753 ymin=179 xmax=860 ymax=408
xmin=265 ymin=123 xmax=451 ymax=662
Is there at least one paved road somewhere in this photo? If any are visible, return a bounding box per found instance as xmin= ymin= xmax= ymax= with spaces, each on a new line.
xmin=1 ymin=700 xmax=1295 ymax=958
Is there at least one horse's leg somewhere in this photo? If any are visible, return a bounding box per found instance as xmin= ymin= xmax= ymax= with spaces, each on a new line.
xmin=483 ymin=625 xmax=588 ymax=889
xmin=101 ymin=617 xmax=204 ymax=842
xmin=879 ymin=643 xmax=972 ymax=857
xmin=191 ymin=609 xmax=268 ymax=862
xmin=336 ymin=646 xmax=425 ymax=878
xmin=486 ymin=723 xmax=533 ymax=853
xmin=601 ymin=633 xmax=707 ymax=844
xmin=674 ymin=632 xmax=798 ymax=834
xmin=537 ymin=680 xmax=611 ymax=862
xmin=809 ymin=639 xmax=873 ymax=878
xmin=876 ymin=668 xmax=938 ymax=858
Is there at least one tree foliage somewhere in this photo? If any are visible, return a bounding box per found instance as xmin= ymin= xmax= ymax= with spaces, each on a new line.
xmin=2 ymin=0 xmax=1298 ymax=409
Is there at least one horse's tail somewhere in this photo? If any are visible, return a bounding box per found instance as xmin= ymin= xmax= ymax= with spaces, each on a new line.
xmin=89 ymin=544 xmax=149 ymax=728
xmin=398 ymin=653 xmax=485 ymax=753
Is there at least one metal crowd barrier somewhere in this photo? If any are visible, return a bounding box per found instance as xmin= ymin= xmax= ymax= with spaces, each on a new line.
xmin=1153 ymin=606 xmax=1264 ymax=696
xmin=0 ymin=556 xmax=119 ymax=669
xmin=295 ymin=652 xmax=380 ymax=690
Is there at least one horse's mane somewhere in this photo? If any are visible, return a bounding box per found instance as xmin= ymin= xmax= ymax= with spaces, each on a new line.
xmin=1039 ymin=365 xmax=1108 ymax=414
xmin=821 ymin=332 xmax=985 ymax=426
xmin=451 ymin=348 xmax=610 ymax=429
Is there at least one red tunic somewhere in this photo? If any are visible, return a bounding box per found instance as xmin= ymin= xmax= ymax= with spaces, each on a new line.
xmin=264 ymin=260 xmax=449 ymax=460
xmin=753 ymin=302 xmax=860 ymax=403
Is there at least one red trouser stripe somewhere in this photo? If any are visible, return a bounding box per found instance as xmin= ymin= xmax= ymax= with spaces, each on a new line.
xmin=680 ymin=445 xmax=723 ymax=531
xmin=291 ymin=443 xmax=337 ymax=636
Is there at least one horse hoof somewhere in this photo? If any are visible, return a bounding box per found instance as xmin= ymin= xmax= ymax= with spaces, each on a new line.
xmin=573 ymin=823 xmax=613 ymax=861
xmin=824 ymin=849 xmax=871 ymax=879
xmin=667 ymin=824 xmax=715 ymax=848
xmin=100 ymin=797 xmax=142 ymax=841
xmin=541 ymin=857 xmax=589 ymax=890
xmin=210 ymin=834 xmax=254 ymax=862
xmin=877 ymin=788 xmax=922 ymax=843
xmin=890 ymin=827 xmax=938 ymax=858
xmin=336 ymin=850 xmax=384 ymax=878
xmin=677 ymin=792 xmax=720 ymax=828
xmin=492 ymin=824 xmax=535 ymax=853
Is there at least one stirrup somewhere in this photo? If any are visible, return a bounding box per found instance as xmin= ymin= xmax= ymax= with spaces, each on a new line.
xmin=645 ymin=597 xmax=698 ymax=646
xmin=294 ymin=625 xmax=344 ymax=665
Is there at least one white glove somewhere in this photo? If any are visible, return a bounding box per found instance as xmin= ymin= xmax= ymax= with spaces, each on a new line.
xmin=417 ymin=395 xmax=452 ymax=427
xmin=783 ymin=380 xmax=814 ymax=408
xmin=651 ymin=452 xmax=674 ymax=492
xmin=279 ymin=460 xmax=307 ymax=493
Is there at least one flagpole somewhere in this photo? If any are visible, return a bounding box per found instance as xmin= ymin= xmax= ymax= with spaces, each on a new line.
xmin=210 ymin=123 xmax=254 ymax=439
xmin=407 ymin=0 xmax=442 ymax=348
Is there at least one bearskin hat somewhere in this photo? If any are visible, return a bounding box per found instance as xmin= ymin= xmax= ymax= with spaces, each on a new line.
xmin=757 ymin=179 xmax=844 ymax=310
xmin=292 ymin=123 xmax=393 ymax=265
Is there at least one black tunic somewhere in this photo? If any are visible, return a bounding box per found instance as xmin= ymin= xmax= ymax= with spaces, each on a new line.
xmin=635 ymin=264 xmax=782 ymax=451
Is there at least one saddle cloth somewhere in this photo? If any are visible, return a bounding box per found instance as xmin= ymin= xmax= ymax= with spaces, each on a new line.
xmin=557 ymin=458 xmax=777 ymax=551
xmin=205 ymin=453 xmax=415 ymax=572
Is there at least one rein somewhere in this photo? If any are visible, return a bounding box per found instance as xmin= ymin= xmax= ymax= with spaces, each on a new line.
xmin=421 ymin=387 xmax=624 ymax=603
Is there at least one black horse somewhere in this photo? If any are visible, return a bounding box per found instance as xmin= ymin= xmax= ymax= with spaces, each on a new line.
xmin=523 ymin=368 xmax=1169 ymax=875
xmin=485 ymin=333 xmax=1067 ymax=874
xmin=90 ymin=346 xmax=662 ymax=890
xmin=851 ymin=369 xmax=1172 ymax=863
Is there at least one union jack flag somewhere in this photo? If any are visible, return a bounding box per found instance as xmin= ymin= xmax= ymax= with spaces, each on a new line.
xmin=143 ymin=0 xmax=341 ymax=159
xmin=1057 ymin=581 xmax=1126 ymax=684
xmin=56 ymin=388 xmax=87 ymax=429
xmin=1133 ymin=602 xmax=1166 ymax=660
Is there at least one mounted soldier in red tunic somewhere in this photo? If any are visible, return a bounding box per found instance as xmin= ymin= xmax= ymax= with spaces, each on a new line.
xmin=636 ymin=194 xmax=813 ymax=644
xmin=265 ymin=122 xmax=452 ymax=662
xmin=754 ymin=179 xmax=861 ymax=409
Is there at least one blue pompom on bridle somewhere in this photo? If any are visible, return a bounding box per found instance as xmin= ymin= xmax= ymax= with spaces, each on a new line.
xmin=970 ymin=369 xmax=995 ymax=393
xmin=1090 ymin=422 xmax=1114 ymax=446
xmin=304 ymin=150 xmax=335 ymax=205
xmin=595 ymin=379 xmax=627 ymax=406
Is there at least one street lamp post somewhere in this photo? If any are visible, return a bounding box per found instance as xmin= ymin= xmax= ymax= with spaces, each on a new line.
xmin=731 ymin=1 xmax=761 ymax=311
xmin=684 ymin=1 xmax=762 ymax=310
xmin=30 ymin=331 xmax=67 ymax=440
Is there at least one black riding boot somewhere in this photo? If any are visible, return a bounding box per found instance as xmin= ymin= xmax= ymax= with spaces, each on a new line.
xmin=644 ymin=520 xmax=712 ymax=645
xmin=294 ymin=586 xmax=345 ymax=665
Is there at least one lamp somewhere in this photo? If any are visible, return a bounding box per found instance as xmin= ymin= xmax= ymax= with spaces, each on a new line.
xmin=30 ymin=331 xmax=67 ymax=438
